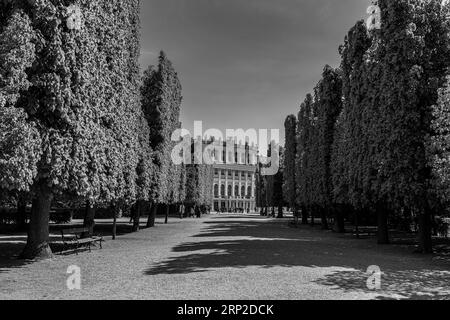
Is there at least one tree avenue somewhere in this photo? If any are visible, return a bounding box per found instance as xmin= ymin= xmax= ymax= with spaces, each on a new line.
xmin=283 ymin=0 xmax=450 ymax=253
xmin=1 ymin=0 xmax=450 ymax=261
xmin=0 ymin=1 xmax=213 ymax=260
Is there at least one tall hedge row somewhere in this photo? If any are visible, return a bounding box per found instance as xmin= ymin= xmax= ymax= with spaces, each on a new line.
xmin=0 ymin=1 xmax=205 ymax=260
xmin=284 ymin=0 xmax=450 ymax=252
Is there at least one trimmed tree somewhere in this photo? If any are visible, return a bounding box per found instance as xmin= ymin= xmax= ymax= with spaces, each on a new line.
xmin=296 ymin=94 xmax=314 ymax=224
xmin=370 ymin=0 xmax=450 ymax=251
xmin=283 ymin=115 xmax=298 ymax=222
xmin=0 ymin=1 xmax=141 ymax=259
xmin=314 ymin=65 xmax=343 ymax=230
xmin=430 ymin=76 xmax=450 ymax=215
xmin=141 ymin=51 xmax=183 ymax=228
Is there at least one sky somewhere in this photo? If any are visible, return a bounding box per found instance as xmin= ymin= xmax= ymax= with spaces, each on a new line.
xmin=139 ymin=0 xmax=370 ymax=145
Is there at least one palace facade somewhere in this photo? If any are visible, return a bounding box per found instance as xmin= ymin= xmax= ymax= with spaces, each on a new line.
xmin=205 ymin=138 xmax=258 ymax=213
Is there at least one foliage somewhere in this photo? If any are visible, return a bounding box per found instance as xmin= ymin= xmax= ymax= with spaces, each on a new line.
xmin=430 ymin=76 xmax=450 ymax=210
xmin=283 ymin=115 xmax=297 ymax=209
xmin=273 ymin=147 xmax=285 ymax=209
xmin=296 ymin=94 xmax=314 ymax=209
xmin=313 ymin=66 xmax=343 ymax=208
xmin=284 ymin=0 xmax=450 ymax=247
xmin=331 ymin=20 xmax=372 ymax=209
xmin=0 ymin=1 xmax=141 ymax=258
xmin=141 ymin=51 xmax=183 ymax=205
xmin=0 ymin=11 xmax=41 ymax=192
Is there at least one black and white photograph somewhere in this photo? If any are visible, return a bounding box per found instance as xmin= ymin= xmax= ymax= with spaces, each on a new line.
xmin=0 ymin=0 xmax=450 ymax=307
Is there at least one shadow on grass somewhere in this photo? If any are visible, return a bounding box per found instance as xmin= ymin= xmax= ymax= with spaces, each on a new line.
xmin=144 ymin=217 xmax=450 ymax=300
xmin=0 ymin=241 xmax=27 ymax=272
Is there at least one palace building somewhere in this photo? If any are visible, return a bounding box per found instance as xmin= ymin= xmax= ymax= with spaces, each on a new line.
xmin=203 ymin=138 xmax=258 ymax=213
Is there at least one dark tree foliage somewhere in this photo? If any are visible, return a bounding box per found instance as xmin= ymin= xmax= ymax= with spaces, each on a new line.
xmin=331 ymin=20 xmax=374 ymax=235
xmin=294 ymin=67 xmax=342 ymax=229
xmin=198 ymin=163 xmax=214 ymax=212
xmin=283 ymin=115 xmax=298 ymax=215
xmin=284 ymin=0 xmax=450 ymax=252
xmin=183 ymin=140 xmax=213 ymax=215
xmin=430 ymin=76 xmax=450 ymax=213
xmin=255 ymin=162 xmax=267 ymax=214
xmin=314 ymin=66 xmax=343 ymax=229
xmin=331 ymin=21 xmax=372 ymax=211
xmin=273 ymin=147 xmax=285 ymax=218
xmin=256 ymin=143 xmax=282 ymax=216
xmin=132 ymin=115 xmax=155 ymax=232
xmin=296 ymin=94 xmax=314 ymax=224
xmin=0 ymin=0 xmax=141 ymax=259
xmin=141 ymin=51 xmax=183 ymax=227
xmin=184 ymin=165 xmax=199 ymax=209
xmin=369 ymin=0 xmax=450 ymax=250
xmin=184 ymin=164 xmax=213 ymax=212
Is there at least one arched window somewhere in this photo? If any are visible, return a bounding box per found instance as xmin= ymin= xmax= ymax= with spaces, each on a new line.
xmin=241 ymin=186 xmax=246 ymax=198
xmin=247 ymin=186 xmax=252 ymax=198
xmin=214 ymin=185 xmax=219 ymax=197
xmin=221 ymin=185 xmax=225 ymax=197
xmin=228 ymin=185 xmax=232 ymax=197
xmin=235 ymin=185 xmax=239 ymax=197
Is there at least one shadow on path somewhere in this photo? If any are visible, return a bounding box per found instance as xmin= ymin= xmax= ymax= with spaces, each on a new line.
xmin=315 ymin=268 xmax=450 ymax=300
xmin=144 ymin=216 xmax=450 ymax=300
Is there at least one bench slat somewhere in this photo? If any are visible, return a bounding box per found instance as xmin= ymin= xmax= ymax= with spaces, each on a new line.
xmin=77 ymin=238 xmax=97 ymax=244
xmin=61 ymin=228 xmax=89 ymax=235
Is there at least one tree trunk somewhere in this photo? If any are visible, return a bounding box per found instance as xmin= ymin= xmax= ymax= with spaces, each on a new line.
xmin=16 ymin=197 xmax=28 ymax=231
xmin=321 ymin=207 xmax=329 ymax=230
xmin=310 ymin=206 xmax=315 ymax=226
xmin=20 ymin=182 xmax=53 ymax=260
xmin=301 ymin=206 xmax=308 ymax=225
xmin=132 ymin=201 xmax=142 ymax=232
xmin=418 ymin=206 xmax=433 ymax=253
xmin=112 ymin=215 xmax=117 ymax=240
xmin=355 ymin=210 xmax=360 ymax=239
xmin=179 ymin=204 xmax=184 ymax=219
xmin=293 ymin=206 xmax=299 ymax=227
xmin=147 ymin=203 xmax=158 ymax=228
xmin=195 ymin=205 xmax=201 ymax=218
xmin=165 ymin=204 xmax=169 ymax=224
xmin=277 ymin=205 xmax=283 ymax=219
xmin=431 ymin=213 xmax=438 ymax=237
xmin=83 ymin=201 xmax=96 ymax=238
xmin=377 ymin=204 xmax=389 ymax=245
xmin=146 ymin=202 xmax=153 ymax=225
xmin=402 ymin=207 xmax=412 ymax=232
xmin=333 ymin=207 xmax=345 ymax=233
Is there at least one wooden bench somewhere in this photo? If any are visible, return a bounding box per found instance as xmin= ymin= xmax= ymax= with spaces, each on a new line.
xmin=60 ymin=227 xmax=104 ymax=254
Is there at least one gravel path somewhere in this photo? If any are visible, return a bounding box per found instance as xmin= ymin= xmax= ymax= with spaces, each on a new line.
xmin=0 ymin=214 xmax=449 ymax=300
